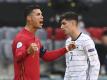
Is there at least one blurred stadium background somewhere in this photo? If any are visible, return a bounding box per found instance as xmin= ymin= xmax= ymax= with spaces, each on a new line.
xmin=0 ymin=0 xmax=107 ymax=80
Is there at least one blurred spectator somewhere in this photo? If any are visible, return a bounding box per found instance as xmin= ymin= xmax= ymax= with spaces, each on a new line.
xmin=95 ymin=30 xmax=107 ymax=75
xmin=52 ymin=28 xmax=67 ymax=72
xmin=55 ymin=14 xmax=60 ymax=23
xmin=100 ymin=30 xmax=107 ymax=75
xmin=4 ymin=27 xmax=17 ymax=40
xmin=0 ymin=28 xmax=4 ymax=40
xmin=36 ymin=28 xmax=47 ymax=48
xmin=86 ymin=27 xmax=104 ymax=44
xmin=78 ymin=15 xmax=89 ymax=34
xmin=95 ymin=42 xmax=106 ymax=75
xmin=54 ymin=28 xmax=66 ymax=49
xmin=49 ymin=16 xmax=58 ymax=28
xmin=46 ymin=27 xmax=54 ymax=51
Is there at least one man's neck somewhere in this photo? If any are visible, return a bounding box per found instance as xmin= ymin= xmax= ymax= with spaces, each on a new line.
xmin=70 ymin=30 xmax=81 ymax=41
xmin=25 ymin=24 xmax=37 ymax=34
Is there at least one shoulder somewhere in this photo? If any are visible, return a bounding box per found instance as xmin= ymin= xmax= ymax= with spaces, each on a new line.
xmin=79 ymin=33 xmax=94 ymax=43
xmin=12 ymin=31 xmax=26 ymax=49
xmin=80 ymin=33 xmax=92 ymax=41
xmin=80 ymin=33 xmax=95 ymax=46
xmin=13 ymin=30 xmax=27 ymax=44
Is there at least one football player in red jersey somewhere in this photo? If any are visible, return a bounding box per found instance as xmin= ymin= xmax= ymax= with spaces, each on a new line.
xmin=12 ymin=5 xmax=75 ymax=80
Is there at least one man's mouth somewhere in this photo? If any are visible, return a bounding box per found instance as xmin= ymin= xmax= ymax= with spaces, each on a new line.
xmin=62 ymin=29 xmax=65 ymax=32
xmin=40 ymin=21 xmax=43 ymax=24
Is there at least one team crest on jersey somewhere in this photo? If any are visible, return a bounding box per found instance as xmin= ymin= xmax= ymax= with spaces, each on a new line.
xmin=17 ymin=42 xmax=22 ymax=48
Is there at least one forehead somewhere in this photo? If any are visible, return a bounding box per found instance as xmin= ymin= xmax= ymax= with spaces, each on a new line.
xmin=61 ymin=19 xmax=67 ymax=22
xmin=32 ymin=9 xmax=42 ymax=14
xmin=61 ymin=19 xmax=70 ymax=23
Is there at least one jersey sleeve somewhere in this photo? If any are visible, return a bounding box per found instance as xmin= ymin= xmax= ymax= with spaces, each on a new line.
xmin=38 ymin=37 xmax=67 ymax=62
xmin=40 ymin=47 xmax=67 ymax=62
xmin=84 ymin=39 xmax=100 ymax=80
xmin=13 ymin=37 xmax=28 ymax=63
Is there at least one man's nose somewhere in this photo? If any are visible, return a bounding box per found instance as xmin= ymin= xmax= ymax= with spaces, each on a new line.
xmin=41 ymin=15 xmax=43 ymax=19
xmin=61 ymin=25 xmax=63 ymax=29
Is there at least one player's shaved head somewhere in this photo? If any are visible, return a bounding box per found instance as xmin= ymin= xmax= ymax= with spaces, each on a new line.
xmin=24 ymin=5 xmax=41 ymax=18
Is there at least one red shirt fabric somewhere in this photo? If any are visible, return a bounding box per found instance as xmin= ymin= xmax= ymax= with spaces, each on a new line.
xmin=12 ymin=28 xmax=67 ymax=80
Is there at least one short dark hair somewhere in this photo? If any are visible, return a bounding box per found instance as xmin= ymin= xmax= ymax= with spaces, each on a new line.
xmin=60 ymin=11 xmax=78 ymax=23
xmin=24 ymin=5 xmax=41 ymax=18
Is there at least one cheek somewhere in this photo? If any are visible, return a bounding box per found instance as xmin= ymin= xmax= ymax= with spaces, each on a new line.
xmin=66 ymin=25 xmax=71 ymax=30
xmin=32 ymin=17 xmax=38 ymax=23
xmin=34 ymin=20 xmax=39 ymax=25
xmin=104 ymin=38 xmax=107 ymax=43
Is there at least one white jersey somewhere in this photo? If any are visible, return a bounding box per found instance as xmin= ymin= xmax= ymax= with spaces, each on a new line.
xmin=64 ymin=33 xmax=100 ymax=80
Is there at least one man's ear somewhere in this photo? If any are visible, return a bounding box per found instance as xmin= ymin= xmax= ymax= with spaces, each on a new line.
xmin=71 ymin=20 xmax=77 ymax=26
xmin=27 ymin=16 xmax=31 ymax=21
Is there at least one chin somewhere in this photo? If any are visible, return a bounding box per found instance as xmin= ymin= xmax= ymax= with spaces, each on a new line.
xmin=65 ymin=32 xmax=69 ymax=35
xmin=39 ymin=26 xmax=42 ymax=28
xmin=37 ymin=26 xmax=42 ymax=29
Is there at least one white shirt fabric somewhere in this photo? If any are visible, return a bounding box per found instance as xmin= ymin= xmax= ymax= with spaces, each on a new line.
xmin=64 ymin=33 xmax=100 ymax=80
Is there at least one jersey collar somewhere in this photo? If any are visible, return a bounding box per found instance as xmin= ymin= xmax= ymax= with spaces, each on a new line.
xmin=23 ymin=28 xmax=35 ymax=37
xmin=71 ymin=32 xmax=82 ymax=41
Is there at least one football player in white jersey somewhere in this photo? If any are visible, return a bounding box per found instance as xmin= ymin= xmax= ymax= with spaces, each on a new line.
xmin=60 ymin=12 xmax=100 ymax=80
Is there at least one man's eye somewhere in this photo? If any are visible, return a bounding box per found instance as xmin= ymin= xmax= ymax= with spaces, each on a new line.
xmin=37 ymin=13 xmax=40 ymax=16
xmin=62 ymin=22 xmax=66 ymax=25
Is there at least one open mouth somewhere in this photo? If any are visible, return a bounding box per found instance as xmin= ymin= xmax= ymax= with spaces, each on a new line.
xmin=40 ymin=21 xmax=43 ymax=24
xmin=62 ymin=29 xmax=65 ymax=32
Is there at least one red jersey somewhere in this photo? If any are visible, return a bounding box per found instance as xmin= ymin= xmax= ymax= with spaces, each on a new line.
xmin=12 ymin=28 xmax=67 ymax=80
